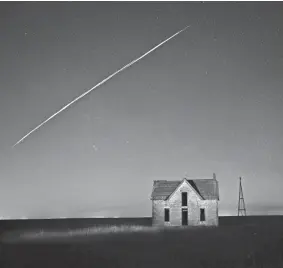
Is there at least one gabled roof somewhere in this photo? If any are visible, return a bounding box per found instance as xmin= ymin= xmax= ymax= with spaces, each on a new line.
xmin=151 ymin=180 xmax=181 ymax=200
xmin=151 ymin=178 xmax=219 ymax=201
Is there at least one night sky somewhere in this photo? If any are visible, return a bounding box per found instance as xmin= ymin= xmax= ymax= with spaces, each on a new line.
xmin=0 ymin=2 xmax=283 ymax=219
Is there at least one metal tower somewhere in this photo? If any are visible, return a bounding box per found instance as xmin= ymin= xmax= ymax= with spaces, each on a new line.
xmin=238 ymin=177 xmax=247 ymax=216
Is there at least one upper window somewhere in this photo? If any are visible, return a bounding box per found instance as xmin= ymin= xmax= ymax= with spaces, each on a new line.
xmin=200 ymin=208 xmax=205 ymax=222
xmin=164 ymin=208 xmax=170 ymax=222
xmin=182 ymin=192 xmax=188 ymax=206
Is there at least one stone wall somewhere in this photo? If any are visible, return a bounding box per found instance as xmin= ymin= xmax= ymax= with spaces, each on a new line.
xmin=152 ymin=180 xmax=218 ymax=227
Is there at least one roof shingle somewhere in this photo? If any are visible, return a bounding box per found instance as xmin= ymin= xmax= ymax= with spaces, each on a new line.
xmin=151 ymin=178 xmax=219 ymax=200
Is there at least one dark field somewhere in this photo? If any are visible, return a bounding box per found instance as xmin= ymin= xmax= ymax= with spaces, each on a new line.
xmin=1 ymin=216 xmax=283 ymax=268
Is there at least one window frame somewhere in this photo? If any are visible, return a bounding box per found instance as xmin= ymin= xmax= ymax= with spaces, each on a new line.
xmin=200 ymin=208 xmax=205 ymax=222
xmin=182 ymin=208 xmax=188 ymax=226
xmin=181 ymin=192 xmax=188 ymax=206
xmin=164 ymin=208 xmax=170 ymax=222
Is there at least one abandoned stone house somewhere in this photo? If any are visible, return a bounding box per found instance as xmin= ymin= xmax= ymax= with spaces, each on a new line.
xmin=150 ymin=174 xmax=219 ymax=227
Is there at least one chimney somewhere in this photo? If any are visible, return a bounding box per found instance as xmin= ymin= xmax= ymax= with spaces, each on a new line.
xmin=213 ymin=173 xmax=216 ymax=180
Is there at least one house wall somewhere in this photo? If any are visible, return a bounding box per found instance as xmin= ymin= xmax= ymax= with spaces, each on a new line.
xmin=152 ymin=181 xmax=219 ymax=227
xmin=152 ymin=200 xmax=166 ymax=227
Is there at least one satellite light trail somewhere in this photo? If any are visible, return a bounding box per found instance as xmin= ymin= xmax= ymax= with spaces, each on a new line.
xmin=12 ymin=25 xmax=191 ymax=148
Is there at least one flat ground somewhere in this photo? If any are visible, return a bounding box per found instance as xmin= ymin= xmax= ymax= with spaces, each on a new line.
xmin=1 ymin=216 xmax=283 ymax=268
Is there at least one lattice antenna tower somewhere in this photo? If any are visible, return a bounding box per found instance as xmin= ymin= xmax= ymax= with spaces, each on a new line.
xmin=237 ymin=177 xmax=247 ymax=216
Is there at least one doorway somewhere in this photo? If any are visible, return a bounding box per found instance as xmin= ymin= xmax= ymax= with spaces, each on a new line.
xmin=182 ymin=208 xmax=188 ymax=225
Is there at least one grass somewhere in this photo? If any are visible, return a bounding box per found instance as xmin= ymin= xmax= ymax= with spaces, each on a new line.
xmin=1 ymin=218 xmax=283 ymax=268
xmin=1 ymin=225 xmax=160 ymax=243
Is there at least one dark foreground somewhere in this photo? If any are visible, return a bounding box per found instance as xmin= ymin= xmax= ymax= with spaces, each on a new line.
xmin=1 ymin=216 xmax=283 ymax=268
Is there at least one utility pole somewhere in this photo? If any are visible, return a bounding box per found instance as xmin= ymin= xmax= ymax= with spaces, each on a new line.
xmin=238 ymin=177 xmax=247 ymax=216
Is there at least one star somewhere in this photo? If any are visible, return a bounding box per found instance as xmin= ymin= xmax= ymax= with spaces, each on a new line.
xmin=83 ymin=113 xmax=91 ymax=120
xmin=92 ymin=144 xmax=98 ymax=151
xmin=260 ymin=41 xmax=264 ymax=47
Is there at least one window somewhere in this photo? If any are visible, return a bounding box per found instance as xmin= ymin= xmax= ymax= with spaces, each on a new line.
xmin=182 ymin=192 xmax=188 ymax=206
xmin=200 ymin=208 xmax=205 ymax=222
xmin=164 ymin=208 xmax=170 ymax=222
xmin=182 ymin=208 xmax=188 ymax=225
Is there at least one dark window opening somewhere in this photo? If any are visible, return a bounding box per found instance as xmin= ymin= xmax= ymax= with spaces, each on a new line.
xmin=182 ymin=208 xmax=188 ymax=225
xmin=200 ymin=208 xmax=205 ymax=222
xmin=182 ymin=192 xmax=188 ymax=206
xmin=164 ymin=208 xmax=170 ymax=222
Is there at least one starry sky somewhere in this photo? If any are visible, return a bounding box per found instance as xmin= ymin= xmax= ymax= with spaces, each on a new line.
xmin=0 ymin=2 xmax=283 ymax=219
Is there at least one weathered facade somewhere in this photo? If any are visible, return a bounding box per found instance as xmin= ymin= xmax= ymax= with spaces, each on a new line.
xmin=150 ymin=175 xmax=219 ymax=227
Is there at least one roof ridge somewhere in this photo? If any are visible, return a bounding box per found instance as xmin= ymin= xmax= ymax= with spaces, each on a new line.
xmin=151 ymin=178 xmax=219 ymax=201
xmin=188 ymin=178 xmax=215 ymax=181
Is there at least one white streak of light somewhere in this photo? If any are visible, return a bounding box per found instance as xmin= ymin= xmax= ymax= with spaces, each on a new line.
xmin=12 ymin=25 xmax=190 ymax=148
